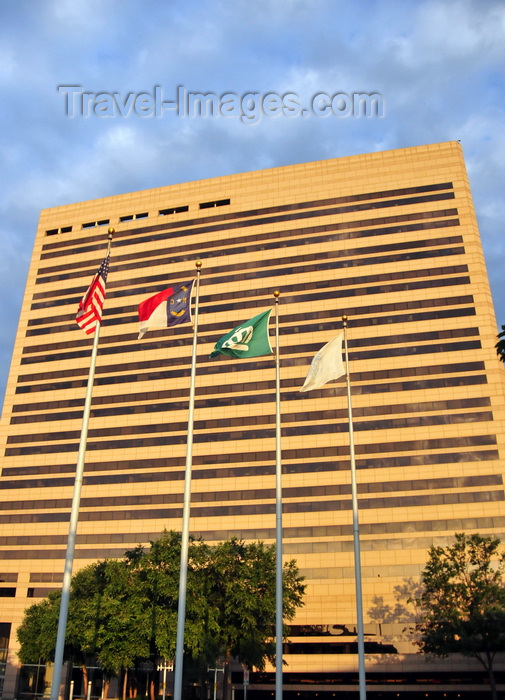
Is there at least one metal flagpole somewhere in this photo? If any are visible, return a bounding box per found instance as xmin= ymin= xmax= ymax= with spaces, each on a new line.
xmin=342 ymin=315 xmax=367 ymax=700
xmin=173 ymin=260 xmax=202 ymax=700
xmin=273 ymin=290 xmax=283 ymax=700
xmin=50 ymin=231 xmax=113 ymax=700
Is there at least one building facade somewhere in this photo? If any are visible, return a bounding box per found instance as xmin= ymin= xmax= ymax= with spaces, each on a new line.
xmin=1 ymin=141 xmax=505 ymax=698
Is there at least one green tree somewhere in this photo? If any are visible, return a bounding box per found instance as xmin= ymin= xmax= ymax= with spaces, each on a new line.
xmin=133 ymin=531 xmax=211 ymax=663
xmin=496 ymin=325 xmax=505 ymax=363
xmin=207 ymin=538 xmax=306 ymax=699
xmin=413 ymin=533 xmax=505 ymax=700
xmin=94 ymin=557 xmax=152 ymax=700
xmin=121 ymin=531 xmax=212 ymax=700
xmin=17 ymin=591 xmax=61 ymax=665
xmin=66 ymin=560 xmax=115 ymax=693
xmin=17 ymin=561 xmax=126 ymax=696
xmin=17 ymin=532 xmax=306 ymax=700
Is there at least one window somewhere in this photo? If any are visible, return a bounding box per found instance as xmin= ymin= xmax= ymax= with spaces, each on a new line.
xmin=82 ymin=219 xmax=110 ymax=229
xmin=45 ymin=226 xmax=72 ymax=236
xmin=159 ymin=205 xmax=189 ymax=216
xmin=199 ymin=198 xmax=230 ymax=209
xmin=119 ymin=212 xmax=149 ymax=222
xmin=0 ymin=588 xmax=15 ymax=598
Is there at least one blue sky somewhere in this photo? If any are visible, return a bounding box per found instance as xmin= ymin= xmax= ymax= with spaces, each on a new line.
xmin=1 ymin=0 xmax=504 ymax=405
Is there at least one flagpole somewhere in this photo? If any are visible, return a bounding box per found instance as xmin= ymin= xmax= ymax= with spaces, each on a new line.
xmin=273 ymin=290 xmax=283 ymax=700
xmin=173 ymin=260 xmax=202 ymax=700
xmin=50 ymin=230 xmax=113 ymax=700
xmin=342 ymin=315 xmax=367 ymax=700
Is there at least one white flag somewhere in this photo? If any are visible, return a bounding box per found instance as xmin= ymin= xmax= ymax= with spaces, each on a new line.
xmin=300 ymin=333 xmax=345 ymax=392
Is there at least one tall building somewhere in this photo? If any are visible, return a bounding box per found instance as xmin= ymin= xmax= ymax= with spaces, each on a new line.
xmin=1 ymin=141 xmax=504 ymax=698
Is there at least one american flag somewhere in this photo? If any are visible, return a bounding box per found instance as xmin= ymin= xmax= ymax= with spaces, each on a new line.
xmin=76 ymin=255 xmax=110 ymax=334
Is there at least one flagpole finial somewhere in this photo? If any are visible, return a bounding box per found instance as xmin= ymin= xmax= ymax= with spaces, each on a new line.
xmin=195 ymin=260 xmax=202 ymax=269
xmin=108 ymin=227 xmax=114 ymax=239
xmin=274 ymin=290 xmax=280 ymax=298
xmin=342 ymin=315 xmax=348 ymax=325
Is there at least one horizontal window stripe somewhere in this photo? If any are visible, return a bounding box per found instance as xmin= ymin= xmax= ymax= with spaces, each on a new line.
xmin=11 ymin=386 xmax=489 ymax=427
xmin=40 ymin=182 xmax=455 ymax=254
xmin=36 ymin=218 xmax=462 ymax=289
xmin=18 ymin=320 xmax=479 ymax=385
xmin=9 ymin=357 xmax=486 ymax=416
xmin=0 ymin=489 xmax=500 ymax=525
xmin=4 ymin=410 xmax=493 ymax=455
xmin=32 ymin=215 xmax=461 ymax=306
xmin=0 ymin=474 xmax=500 ymax=512
xmin=38 ymin=189 xmax=456 ymax=263
xmin=4 ymin=432 xmax=495 ymax=462
xmin=7 ymin=404 xmax=493 ymax=445
xmin=22 ymin=270 xmax=472 ymax=360
xmin=0 ymin=448 xmax=498 ymax=490
xmin=13 ymin=337 xmax=482 ymax=397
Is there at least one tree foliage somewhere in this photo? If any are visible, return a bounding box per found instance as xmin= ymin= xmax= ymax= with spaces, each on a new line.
xmin=17 ymin=591 xmax=62 ymax=664
xmin=412 ymin=533 xmax=505 ymax=700
xmin=17 ymin=531 xmax=305 ymax=699
xmin=133 ymin=530 xmax=212 ymax=663
xmin=496 ymin=325 xmax=505 ymax=363
xmin=208 ymin=538 xmax=305 ymax=671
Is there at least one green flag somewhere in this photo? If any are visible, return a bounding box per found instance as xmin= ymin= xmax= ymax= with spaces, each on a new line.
xmin=210 ymin=309 xmax=273 ymax=359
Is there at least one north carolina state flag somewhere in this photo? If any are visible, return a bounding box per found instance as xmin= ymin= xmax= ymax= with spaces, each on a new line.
xmin=138 ymin=280 xmax=194 ymax=339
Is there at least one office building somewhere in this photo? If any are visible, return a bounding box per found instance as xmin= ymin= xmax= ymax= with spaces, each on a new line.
xmin=0 ymin=141 xmax=504 ymax=698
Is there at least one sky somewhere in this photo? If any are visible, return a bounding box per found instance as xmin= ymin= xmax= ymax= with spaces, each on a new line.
xmin=1 ymin=0 xmax=504 ymax=406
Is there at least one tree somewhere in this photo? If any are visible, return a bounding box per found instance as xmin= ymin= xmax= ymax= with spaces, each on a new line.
xmin=496 ymin=325 xmax=505 ymax=363
xmin=119 ymin=531 xmax=212 ymax=700
xmin=17 ymin=532 xmax=306 ymax=700
xmin=129 ymin=533 xmax=306 ymax=699
xmin=207 ymin=538 xmax=306 ymax=699
xmin=93 ymin=557 xmax=152 ymax=700
xmin=412 ymin=533 xmax=505 ymax=700
xmin=17 ymin=561 xmax=129 ymax=697
xmin=132 ymin=531 xmax=211 ymax=663
xmin=17 ymin=591 xmax=61 ymax=665
xmin=66 ymin=560 xmax=117 ymax=694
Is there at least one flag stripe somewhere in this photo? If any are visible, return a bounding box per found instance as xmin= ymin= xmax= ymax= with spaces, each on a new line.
xmin=138 ymin=287 xmax=174 ymax=323
xmin=76 ymin=256 xmax=110 ymax=335
xmin=138 ymin=280 xmax=194 ymax=339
